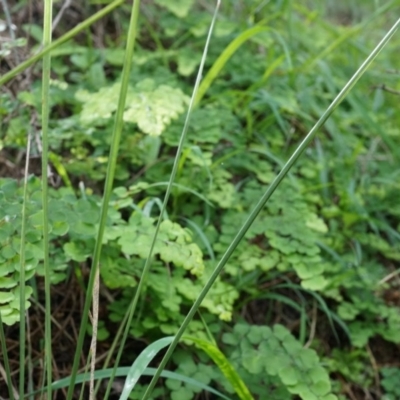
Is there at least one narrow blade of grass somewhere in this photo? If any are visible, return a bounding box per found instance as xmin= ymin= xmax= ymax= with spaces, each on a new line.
xmin=183 ymin=336 xmax=254 ymax=400
xmin=17 ymin=131 xmax=32 ymax=399
xmin=142 ymin=17 xmax=400 ymax=400
xmin=65 ymin=1 xmax=141 ymax=399
xmin=28 ymin=367 xmax=233 ymax=400
xmin=195 ymin=25 xmax=271 ymax=106
xmin=119 ymin=336 xmax=175 ymax=400
xmin=102 ymin=2 xmax=221 ymax=398
xmin=40 ymin=1 xmax=53 ymax=398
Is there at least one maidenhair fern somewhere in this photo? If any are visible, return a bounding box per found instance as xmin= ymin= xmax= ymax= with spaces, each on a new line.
xmin=0 ymin=176 xmax=237 ymax=332
xmin=215 ymin=181 xmax=329 ymax=290
xmin=76 ymin=78 xmax=189 ymax=136
xmin=223 ymin=323 xmax=337 ymax=400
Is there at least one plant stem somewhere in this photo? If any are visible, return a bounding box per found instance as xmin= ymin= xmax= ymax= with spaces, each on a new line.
xmin=41 ymin=0 xmax=53 ymax=398
xmin=142 ymin=16 xmax=400 ymax=400
xmin=66 ymin=1 xmax=141 ymax=399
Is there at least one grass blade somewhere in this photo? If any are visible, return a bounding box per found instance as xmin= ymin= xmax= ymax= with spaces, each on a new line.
xmin=183 ymin=336 xmax=254 ymax=400
xmin=40 ymin=0 xmax=53 ymax=398
xmin=27 ymin=367 xmax=232 ymax=400
xmin=142 ymin=17 xmax=400 ymax=400
xmin=119 ymin=336 xmax=174 ymax=400
xmin=195 ymin=25 xmax=270 ymax=106
xmin=17 ymin=130 xmax=32 ymax=400
xmin=65 ymin=1 xmax=141 ymax=398
xmin=102 ymin=1 xmax=221 ymax=397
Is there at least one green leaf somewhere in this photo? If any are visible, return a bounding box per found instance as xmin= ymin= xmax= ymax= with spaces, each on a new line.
xmin=51 ymin=220 xmax=69 ymax=236
xmin=27 ymin=367 xmax=232 ymax=400
xmin=123 ymin=79 xmax=189 ymax=136
xmin=280 ymin=366 xmax=299 ymax=386
xmin=1 ymin=244 xmax=16 ymax=260
xmin=183 ymin=336 xmax=254 ymax=400
xmin=301 ymin=275 xmax=328 ymax=291
xmin=154 ymin=0 xmax=195 ymax=18
xmin=75 ymin=83 xmax=120 ymax=122
xmin=0 ymin=291 xmax=15 ymax=304
xmin=222 ymin=323 xmax=337 ymax=400
xmin=120 ymin=336 xmax=175 ymax=400
xmin=63 ymin=242 xmax=91 ymax=262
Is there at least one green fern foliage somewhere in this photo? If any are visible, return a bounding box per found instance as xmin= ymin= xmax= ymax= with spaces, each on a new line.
xmin=222 ymin=323 xmax=337 ymax=400
xmin=76 ymin=78 xmax=189 ymax=136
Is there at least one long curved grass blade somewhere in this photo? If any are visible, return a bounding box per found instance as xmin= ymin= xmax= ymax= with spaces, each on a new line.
xmin=274 ymin=282 xmax=351 ymax=344
xmin=180 ymin=217 xmax=215 ymax=260
xmin=194 ymin=20 xmax=293 ymax=106
xmin=103 ymin=2 xmax=221 ymax=398
xmin=66 ymin=1 xmax=141 ymax=399
xmin=119 ymin=336 xmax=174 ymax=400
xmin=195 ymin=25 xmax=270 ymax=106
xmin=261 ymin=291 xmax=309 ymax=344
xmin=142 ymin=18 xmax=400 ymax=400
xmin=26 ymin=367 xmax=232 ymax=400
xmin=183 ymin=336 xmax=254 ymax=400
xmin=0 ymin=0 xmax=124 ymax=86
xmin=40 ymin=0 xmax=53 ymax=398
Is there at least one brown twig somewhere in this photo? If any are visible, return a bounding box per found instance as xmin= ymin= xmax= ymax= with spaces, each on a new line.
xmin=373 ymin=84 xmax=400 ymax=95
xmin=305 ymin=299 xmax=317 ymax=348
xmin=366 ymin=344 xmax=381 ymax=399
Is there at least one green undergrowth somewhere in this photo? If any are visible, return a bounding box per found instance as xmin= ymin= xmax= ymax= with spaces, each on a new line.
xmin=1 ymin=0 xmax=400 ymax=398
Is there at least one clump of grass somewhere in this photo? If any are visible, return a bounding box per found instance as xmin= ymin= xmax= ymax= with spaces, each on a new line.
xmin=0 ymin=1 xmax=399 ymax=398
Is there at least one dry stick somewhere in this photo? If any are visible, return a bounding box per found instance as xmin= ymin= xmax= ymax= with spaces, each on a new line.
xmin=0 ymin=0 xmax=19 ymax=65
xmin=379 ymin=84 xmax=400 ymax=95
xmin=52 ymin=0 xmax=73 ymax=32
xmin=366 ymin=344 xmax=381 ymax=399
xmin=378 ymin=268 xmax=400 ymax=285
xmin=305 ymin=299 xmax=317 ymax=348
xmin=0 ymin=362 xmax=19 ymax=400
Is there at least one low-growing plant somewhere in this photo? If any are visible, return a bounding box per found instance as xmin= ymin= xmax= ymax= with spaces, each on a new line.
xmin=1 ymin=0 xmax=400 ymax=399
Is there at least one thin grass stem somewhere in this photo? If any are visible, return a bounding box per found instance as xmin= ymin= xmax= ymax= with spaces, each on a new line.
xmin=103 ymin=2 xmax=221 ymax=398
xmin=18 ymin=128 xmax=32 ymax=398
xmin=41 ymin=0 xmax=53 ymax=398
xmin=65 ymin=1 xmax=141 ymax=398
xmin=142 ymin=17 xmax=400 ymax=400
xmin=0 ymin=313 xmax=15 ymax=400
